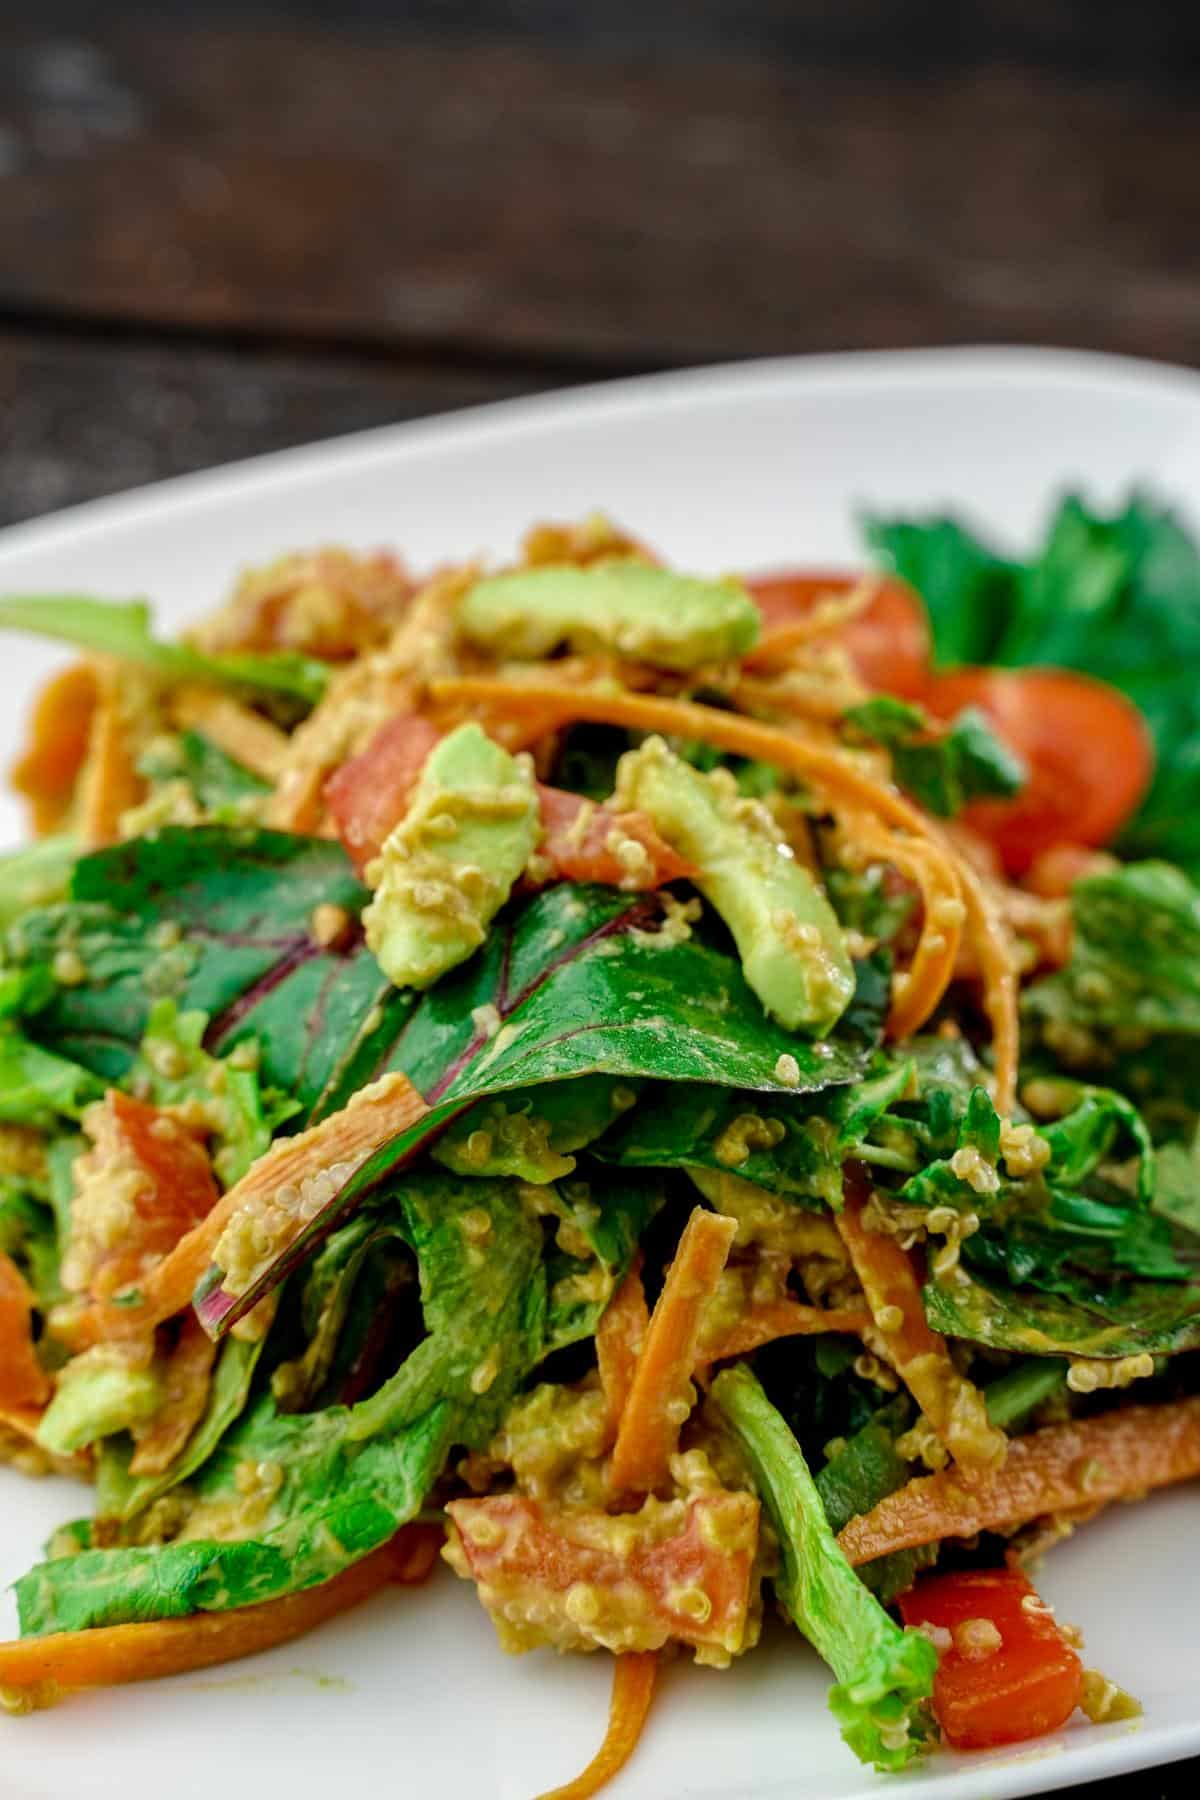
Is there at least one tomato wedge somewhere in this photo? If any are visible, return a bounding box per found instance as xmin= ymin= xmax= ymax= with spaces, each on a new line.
xmin=920 ymin=667 xmax=1153 ymax=875
xmin=746 ymin=571 xmax=930 ymax=697
xmin=65 ymin=1093 xmax=220 ymax=1302
xmin=898 ymin=1565 xmax=1082 ymax=1750
xmin=324 ymin=714 xmax=442 ymax=873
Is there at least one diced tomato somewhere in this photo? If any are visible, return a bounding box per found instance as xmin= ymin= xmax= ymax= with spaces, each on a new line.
xmin=326 ymin=716 xmax=694 ymax=891
xmin=69 ymin=1092 xmax=220 ymax=1302
xmin=0 ymin=1251 xmax=51 ymax=1417
xmin=536 ymin=786 xmax=695 ymax=889
xmin=746 ymin=571 xmax=931 ymax=698
xmin=898 ymin=1565 xmax=1082 ymax=1750
xmin=324 ymin=714 xmax=442 ymax=874
xmin=447 ymin=1490 xmax=759 ymax=1656
xmin=920 ymin=668 xmax=1153 ymax=876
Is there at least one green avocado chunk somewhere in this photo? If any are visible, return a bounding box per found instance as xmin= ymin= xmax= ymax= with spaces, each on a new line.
xmin=37 ymin=1347 xmax=162 ymax=1456
xmin=615 ymin=737 xmax=855 ymax=1035
xmin=457 ymin=560 xmax=761 ymax=670
xmin=364 ymin=723 xmax=540 ymax=990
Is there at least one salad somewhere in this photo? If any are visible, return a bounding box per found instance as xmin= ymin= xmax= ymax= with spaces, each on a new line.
xmin=0 ymin=497 xmax=1196 ymax=1796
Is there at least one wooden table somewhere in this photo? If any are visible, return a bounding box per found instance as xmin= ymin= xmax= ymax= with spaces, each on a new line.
xmin=0 ymin=5 xmax=1196 ymax=1793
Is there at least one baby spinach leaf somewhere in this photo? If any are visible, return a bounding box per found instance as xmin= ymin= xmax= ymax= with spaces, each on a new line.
xmin=0 ymin=595 xmax=329 ymax=706
xmin=593 ymin=1061 xmax=911 ymax=1206
xmin=924 ymin=1262 xmax=1200 ymax=1358
xmin=844 ymin=697 xmax=1025 ymax=818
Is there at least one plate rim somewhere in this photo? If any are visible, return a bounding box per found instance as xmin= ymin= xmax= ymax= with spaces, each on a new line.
xmin=4 ymin=344 xmax=1200 ymax=558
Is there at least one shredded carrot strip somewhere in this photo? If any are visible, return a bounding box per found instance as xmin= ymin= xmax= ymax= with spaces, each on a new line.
xmin=11 ymin=661 xmax=98 ymax=835
xmin=0 ymin=1251 xmax=50 ymax=1415
xmin=171 ymin=687 xmax=290 ymax=781
xmin=429 ymin=678 xmax=1017 ymax=1068
xmin=60 ymin=1072 xmax=427 ymax=1350
xmin=839 ymin=1396 xmax=1200 ymax=1566
xmin=0 ymin=1524 xmax=441 ymax=1702
xmin=595 ymin=1255 xmax=649 ymax=1440
xmin=837 ymin=1167 xmax=1006 ymax=1472
xmin=955 ymin=855 xmax=1020 ymax=1116
xmin=609 ymin=1208 xmax=737 ymax=1496
xmin=702 ymin=1297 xmax=872 ymax=1365
xmin=839 ymin=809 xmax=966 ymax=1039
xmin=76 ymin=669 xmax=144 ymax=848
xmin=535 ymin=1653 xmax=659 ymax=1800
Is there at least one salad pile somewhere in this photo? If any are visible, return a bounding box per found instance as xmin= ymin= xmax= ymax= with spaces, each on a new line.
xmin=0 ymin=498 xmax=1196 ymax=1794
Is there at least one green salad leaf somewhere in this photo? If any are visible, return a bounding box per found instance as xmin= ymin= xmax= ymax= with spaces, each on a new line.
xmin=0 ymin=595 xmax=329 ymax=707
xmin=710 ymin=1365 xmax=935 ymax=1772
xmin=843 ymin=696 xmax=1026 ymax=818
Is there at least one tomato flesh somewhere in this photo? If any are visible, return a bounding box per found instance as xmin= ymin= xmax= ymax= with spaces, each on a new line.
xmin=899 ymin=1565 xmax=1082 ymax=1750
xmin=325 ymin=714 xmax=442 ymax=874
xmin=921 ymin=667 xmax=1153 ymax=875
xmin=536 ymin=786 xmax=695 ymax=889
xmin=746 ymin=570 xmax=931 ymax=697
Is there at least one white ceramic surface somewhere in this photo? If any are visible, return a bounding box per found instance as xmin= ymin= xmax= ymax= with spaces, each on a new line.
xmin=0 ymin=348 xmax=1197 ymax=1799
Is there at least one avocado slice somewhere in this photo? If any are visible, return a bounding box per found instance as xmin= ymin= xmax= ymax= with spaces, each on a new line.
xmin=364 ymin=722 xmax=540 ymax=990
xmin=615 ymin=737 xmax=855 ymax=1035
xmin=458 ymin=561 xmax=761 ymax=671
xmin=38 ymin=1348 xmax=162 ymax=1456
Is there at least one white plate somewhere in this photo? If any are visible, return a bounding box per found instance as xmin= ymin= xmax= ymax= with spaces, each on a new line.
xmin=0 ymin=347 xmax=1197 ymax=1800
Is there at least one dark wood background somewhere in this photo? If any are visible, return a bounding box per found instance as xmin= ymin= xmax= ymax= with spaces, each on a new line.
xmin=0 ymin=6 xmax=1197 ymax=1784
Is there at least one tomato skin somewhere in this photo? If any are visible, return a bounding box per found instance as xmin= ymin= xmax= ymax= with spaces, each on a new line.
xmin=899 ymin=1566 xmax=1082 ymax=1750
xmin=324 ymin=715 xmax=442 ymax=874
xmin=73 ymin=1093 xmax=220 ymax=1302
xmin=920 ymin=667 xmax=1153 ymax=876
xmin=746 ymin=571 xmax=931 ymax=698
xmin=536 ymin=786 xmax=695 ymax=889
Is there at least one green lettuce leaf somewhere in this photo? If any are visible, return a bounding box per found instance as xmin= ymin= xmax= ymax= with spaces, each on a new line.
xmin=709 ymin=1365 xmax=935 ymax=1772
xmin=0 ymin=1025 xmax=104 ymax=1127
xmin=0 ymin=595 xmax=329 ymax=707
xmin=0 ymin=837 xmax=78 ymax=931
xmin=18 ymin=1173 xmax=546 ymax=1633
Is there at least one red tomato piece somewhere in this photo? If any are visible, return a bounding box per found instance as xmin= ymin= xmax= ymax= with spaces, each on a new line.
xmin=324 ymin=714 xmax=442 ymax=874
xmin=898 ymin=1565 xmax=1082 ymax=1751
xmin=0 ymin=1251 xmax=51 ymax=1415
xmin=536 ymin=786 xmax=695 ymax=889
xmin=921 ymin=667 xmax=1153 ymax=876
xmin=70 ymin=1093 xmax=220 ymax=1302
xmin=746 ymin=570 xmax=931 ymax=698
xmin=447 ymin=1490 xmax=759 ymax=1656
